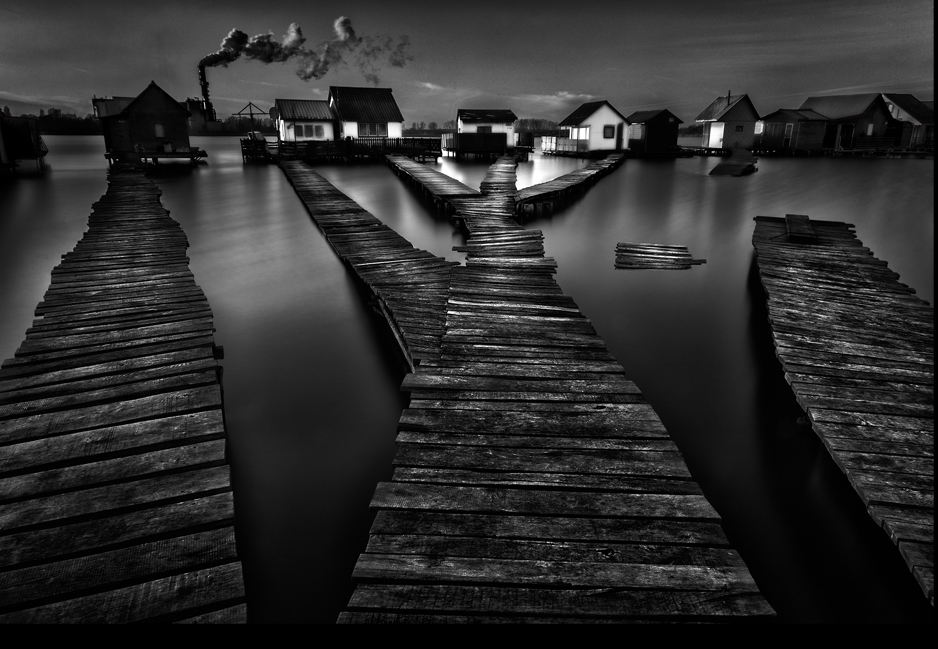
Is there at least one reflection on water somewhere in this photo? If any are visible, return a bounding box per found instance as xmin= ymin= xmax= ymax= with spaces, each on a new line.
xmin=0 ymin=136 xmax=932 ymax=622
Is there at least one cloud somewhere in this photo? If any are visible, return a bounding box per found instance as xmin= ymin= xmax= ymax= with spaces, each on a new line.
xmin=417 ymin=81 xmax=445 ymax=91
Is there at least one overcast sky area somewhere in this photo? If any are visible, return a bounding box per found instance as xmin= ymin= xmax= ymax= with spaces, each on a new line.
xmin=1 ymin=0 xmax=933 ymax=124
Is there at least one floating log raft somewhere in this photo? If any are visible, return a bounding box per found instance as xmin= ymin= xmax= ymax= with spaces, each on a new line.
xmin=339 ymin=156 xmax=775 ymax=623
xmin=279 ymin=161 xmax=458 ymax=370
xmin=753 ymin=214 xmax=934 ymax=606
xmin=0 ymin=166 xmax=245 ymax=623
xmin=615 ymin=243 xmax=707 ymax=270
xmin=709 ymin=148 xmax=758 ymax=176
xmin=514 ymin=153 xmax=624 ymax=217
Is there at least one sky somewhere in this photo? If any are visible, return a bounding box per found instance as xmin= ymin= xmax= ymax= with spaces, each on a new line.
xmin=0 ymin=0 xmax=933 ymax=125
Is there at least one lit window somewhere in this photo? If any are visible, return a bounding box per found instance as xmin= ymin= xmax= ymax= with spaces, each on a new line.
xmin=154 ymin=122 xmax=164 ymax=138
xmin=867 ymin=123 xmax=874 ymax=136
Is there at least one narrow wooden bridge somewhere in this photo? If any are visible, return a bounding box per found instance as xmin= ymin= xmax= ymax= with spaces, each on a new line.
xmin=329 ymin=156 xmax=774 ymax=622
xmin=279 ymin=161 xmax=457 ymax=370
xmin=387 ymin=154 xmax=481 ymax=217
xmin=753 ymin=214 xmax=934 ymax=606
xmin=0 ymin=167 xmax=245 ymax=622
xmin=514 ymin=153 xmax=625 ymax=217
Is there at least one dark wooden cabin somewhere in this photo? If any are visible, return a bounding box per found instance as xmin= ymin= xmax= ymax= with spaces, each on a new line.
xmin=798 ymin=94 xmax=901 ymax=151
xmin=882 ymin=94 xmax=934 ymax=149
xmin=443 ymin=108 xmax=518 ymax=158
xmin=92 ymin=81 xmax=204 ymax=164
xmin=755 ymin=109 xmax=828 ymax=151
xmin=624 ymin=109 xmax=682 ymax=154
xmin=0 ymin=115 xmax=47 ymax=173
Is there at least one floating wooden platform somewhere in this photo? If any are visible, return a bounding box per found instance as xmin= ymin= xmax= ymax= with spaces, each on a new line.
xmin=338 ymin=156 xmax=774 ymax=622
xmin=278 ymin=161 xmax=458 ymax=370
xmin=0 ymin=167 xmax=245 ymax=622
xmin=615 ymin=243 xmax=707 ymax=270
xmin=753 ymin=214 xmax=934 ymax=606
xmin=709 ymin=149 xmax=758 ymax=176
xmin=515 ymin=153 xmax=625 ymax=217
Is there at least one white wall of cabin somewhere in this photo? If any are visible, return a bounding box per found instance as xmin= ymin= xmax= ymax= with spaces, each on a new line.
xmin=573 ymin=104 xmax=624 ymax=150
xmin=279 ymin=120 xmax=334 ymax=142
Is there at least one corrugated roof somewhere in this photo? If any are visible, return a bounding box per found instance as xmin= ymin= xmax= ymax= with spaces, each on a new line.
xmin=625 ymin=109 xmax=683 ymax=124
xmin=883 ymin=94 xmax=934 ymax=125
xmin=559 ymin=100 xmax=627 ymax=126
xmin=275 ymin=99 xmax=336 ymax=121
xmin=760 ymin=108 xmax=828 ymax=121
xmin=798 ymin=94 xmax=881 ymax=120
xmin=328 ymin=86 xmax=404 ymax=123
xmin=695 ymin=94 xmax=756 ymax=121
xmin=456 ymin=109 xmax=517 ymax=123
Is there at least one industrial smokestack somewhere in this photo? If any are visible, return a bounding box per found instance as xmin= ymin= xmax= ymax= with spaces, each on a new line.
xmin=198 ymin=65 xmax=217 ymax=122
xmin=198 ymin=17 xmax=412 ymax=85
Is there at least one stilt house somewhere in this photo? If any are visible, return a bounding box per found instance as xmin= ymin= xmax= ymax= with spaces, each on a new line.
xmin=881 ymin=94 xmax=934 ymax=149
xmin=442 ymin=108 xmax=517 ymax=157
xmin=327 ymin=86 xmax=404 ymax=139
xmin=272 ymin=100 xmax=337 ymax=142
xmin=92 ymin=81 xmax=195 ymax=162
xmin=754 ymin=109 xmax=828 ymax=151
xmin=695 ymin=92 xmax=760 ymax=149
xmin=551 ymin=100 xmax=627 ymax=154
xmin=798 ymin=94 xmax=901 ymax=151
xmin=624 ymin=109 xmax=682 ymax=154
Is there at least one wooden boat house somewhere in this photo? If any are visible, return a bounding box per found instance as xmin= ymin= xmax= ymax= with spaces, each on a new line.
xmin=546 ymin=100 xmax=627 ymax=155
xmin=0 ymin=115 xmax=47 ymax=174
xmin=798 ymin=94 xmax=901 ymax=151
xmin=754 ymin=108 xmax=828 ymax=152
xmin=92 ymin=81 xmax=206 ymax=165
xmin=442 ymin=108 xmax=518 ymax=158
xmin=624 ymin=109 xmax=683 ymax=154
xmin=272 ymin=99 xmax=336 ymax=142
xmin=881 ymin=94 xmax=934 ymax=149
xmin=328 ymin=86 xmax=404 ymax=139
xmin=695 ymin=92 xmax=760 ymax=150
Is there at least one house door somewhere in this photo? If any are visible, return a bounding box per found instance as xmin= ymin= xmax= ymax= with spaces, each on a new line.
xmin=709 ymin=123 xmax=724 ymax=148
xmin=838 ymin=124 xmax=855 ymax=150
xmin=783 ymin=123 xmax=793 ymax=148
xmin=616 ymin=123 xmax=623 ymax=151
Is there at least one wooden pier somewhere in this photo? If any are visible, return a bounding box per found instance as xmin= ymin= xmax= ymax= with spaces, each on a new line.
xmin=514 ymin=153 xmax=625 ymax=217
xmin=336 ymin=156 xmax=774 ymax=622
xmin=753 ymin=214 xmax=934 ymax=606
xmin=278 ymin=161 xmax=458 ymax=370
xmin=386 ymin=154 xmax=481 ymax=217
xmin=0 ymin=167 xmax=245 ymax=622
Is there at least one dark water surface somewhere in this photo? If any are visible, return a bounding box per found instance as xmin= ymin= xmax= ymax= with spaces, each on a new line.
xmin=0 ymin=136 xmax=932 ymax=623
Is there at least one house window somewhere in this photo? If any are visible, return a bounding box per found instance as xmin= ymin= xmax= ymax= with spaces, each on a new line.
xmin=477 ymin=125 xmax=492 ymax=133
xmin=572 ymin=126 xmax=590 ymax=140
xmin=154 ymin=122 xmax=164 ymax=138
xmin=315 ymin=124 xmax=324 ymax=138
xmin=735 ymin=124 xmax=744 ymax=133
xmin=866 ymin=123 xmax=874 ymax=136
xmin=358 ymin=123 xmax=388 ymax=136
xmin=559 ymin=129 xmax=570 ymax=138
xmin=603 ymin=125 xmax=615 ymax=138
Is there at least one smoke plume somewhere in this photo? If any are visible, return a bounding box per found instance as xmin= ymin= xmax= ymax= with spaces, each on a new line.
xmin=199 ymin=17 xmax=413 ymax=85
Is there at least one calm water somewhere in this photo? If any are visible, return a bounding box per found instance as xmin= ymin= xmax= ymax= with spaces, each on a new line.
xmin=0 ymin=136 xmax=932 ymax=623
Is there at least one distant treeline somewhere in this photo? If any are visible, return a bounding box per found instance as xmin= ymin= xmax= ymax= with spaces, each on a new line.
xmin=3 ymin=107 xmax=103 ymax=135
xmin=678 ymin=123 xmax=703 ymax=136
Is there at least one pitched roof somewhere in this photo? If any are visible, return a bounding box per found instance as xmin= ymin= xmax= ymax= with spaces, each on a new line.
xmin=559 ymin=100 xmax=627 ymax=126
xmin=760 ymin=108 xmax=828 ymax=121
xmin=695 ymin=94 xmax=757 ymax=121
xmin=625 ymin=109 xmax=683 ymax=124
xmin=93 ymin=82 xmax=187 ymax=119
xmin=275 ymin=99 xmax=335 ymax=121
xmin=882 ymin=94 xmax=934 ymax=125
xmin=797 ymin=94 xmax=881 ymax=120
xmin=328 ymin=86 xmax=404 ymax=123
xmin=457 ymin=109 xmax=517 ymax=123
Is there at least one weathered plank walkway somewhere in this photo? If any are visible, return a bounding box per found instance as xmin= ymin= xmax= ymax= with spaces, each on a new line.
xmin=338 ymin=156 xmax=774 ymax=622
xmin=753 ymin=214 xmax=934 ymax=606
xmin=514 ymin=153 xmax=625 ymax=217
xmin=387 ymin=154 xmax=481 ymax=217
xmin=0 ymin=167 xmax=245 ymax=623
xmin=615 ymin=243 xmax=707 ymax=270
xmin=279 ymin=161 xmax=458 ymax=370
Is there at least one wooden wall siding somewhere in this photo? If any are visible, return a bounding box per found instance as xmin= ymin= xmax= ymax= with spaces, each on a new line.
xmin=514 ymin=153 xmax=624 ymax=217
xmin=278 ymin=161 xmax=458 ymax=370
xmin=0 ymin=167 xmax=245 ymax=623
xmin=339 ymin=156 xmax=775 ymax=622
xmin=752 ymin=215 xmax=934 ymax=605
